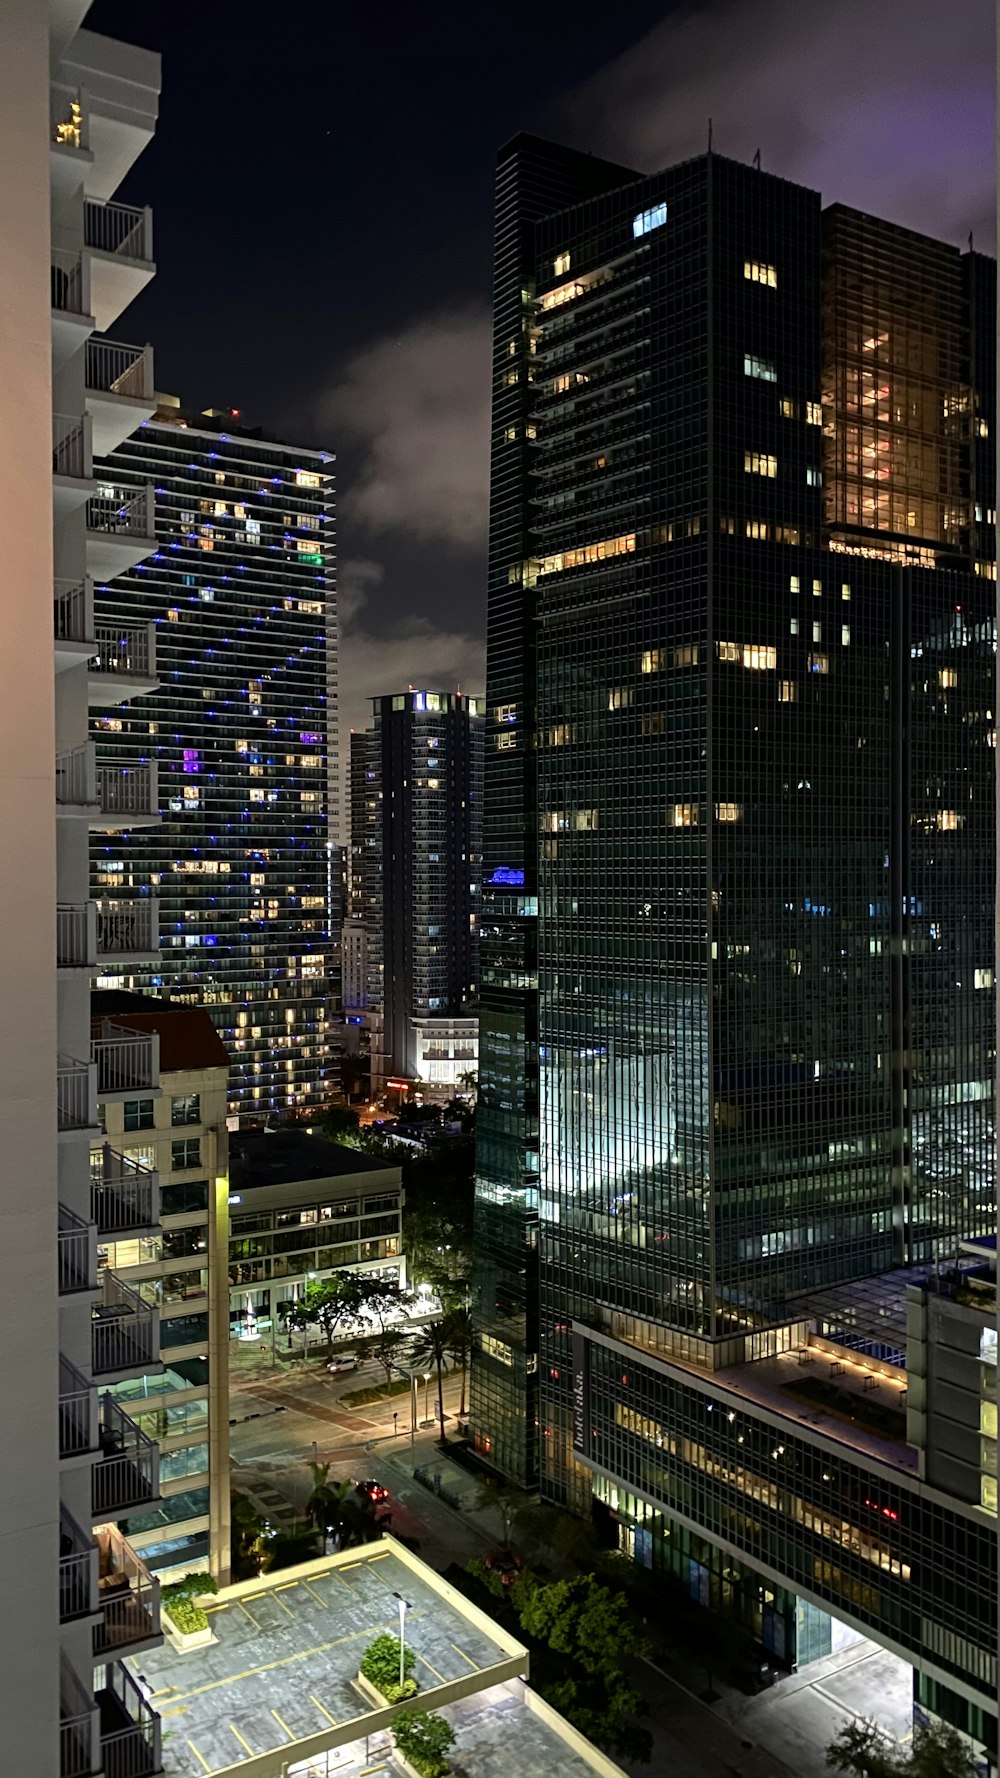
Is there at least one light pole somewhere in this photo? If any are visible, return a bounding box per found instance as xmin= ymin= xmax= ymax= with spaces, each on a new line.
xmin=392 ymin=1591 xmax=412 ymax=1692
xmin=410 ymin=1372 xmax=417 ymax=1459
xmin=423 ymin=1371 xmax=431 ymax=1427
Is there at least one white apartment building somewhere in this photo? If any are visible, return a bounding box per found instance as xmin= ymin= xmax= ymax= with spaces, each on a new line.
xmin=0 ymin=5 xmax=165 ymax=1772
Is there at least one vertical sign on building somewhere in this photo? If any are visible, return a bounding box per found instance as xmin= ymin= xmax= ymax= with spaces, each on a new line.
xmin=571 ymin=1329 xmax=590 ymax=1454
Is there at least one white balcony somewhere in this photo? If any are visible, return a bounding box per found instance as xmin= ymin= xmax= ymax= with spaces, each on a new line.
xmin=83 ymin=199 xmax=154 ymax=332
xmin=96 ymin=897 xmax=160 ymax=963
xmin=59 ymin=1353 xmax=98 ymax=1464
xmin=91 ymin=1272 xmax=159 ymax=1382
xmin=92 ymin=761 xmax=160 ymax=831
xmin=97 ymin=1663 xmax=163 ymax=1778
xmin=57 ymin=902 xmax=97 ymax=970
xmin=54 ymin=579 xmax=96 ymax=671
xmin=59 ymin=1508 xmax=99 ymax=1626
xmin=56 ymin=743 xmax=98 ymax=818
xmin=60 ymin=29 xmax=161 ymax=203
xmin=92 ymin=1018 xmax=159 ymax=1097
xmin=58 ymin=1055 xmax=98 ymax=1136
xmin=91 ymin=1144 xmax=160 ymax=1236
xmin=58 ymin=1202 xmax=98 ymax=1295
xmin=85 ymin=482 xmax=156 ymax=578
xmin=94 ymin=1526 xmax=161 ymax=1662
xmin=51 ymin=249 xmax=94 ymax=368
xmin=85 ymin=338 xmax=156 ymax=454
xmin=53 ymin=412 xmax=93 ymax=514
xmin=88 ymin=621 xmax=158 ymax=703
xmin=50 ymin=80 xmax=93 ymax=203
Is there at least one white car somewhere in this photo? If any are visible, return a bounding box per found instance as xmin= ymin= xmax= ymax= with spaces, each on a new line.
xmin=327 ymin=1354 xmax=359 ymax=1375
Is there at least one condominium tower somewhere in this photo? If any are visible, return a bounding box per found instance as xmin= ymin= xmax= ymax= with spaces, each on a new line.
xmin=1 ymin=4 xmax=169 ymax=1770
xmin=471 ymin=137 xmax=996 ymax=1752
xmin=91 ymin=403 xmax=337 ymax=1121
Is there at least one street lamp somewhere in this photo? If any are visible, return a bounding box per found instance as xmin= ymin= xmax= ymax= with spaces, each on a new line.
xmin=392 ymin=1591 xmax=412 ymax=1692
xmin=423 ymin=1371 xmax=431 ymax=1426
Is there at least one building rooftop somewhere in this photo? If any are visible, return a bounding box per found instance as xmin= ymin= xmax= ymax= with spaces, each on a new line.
xmin=138 ymin=1540 xmax=621 ymax=1778
xmin=229 ymin=1126 xmax=393 ymax=1192
xmin=91 ymin=992 xmax=231 ymax=1073
xmin=785 ymin=1259 xmax=990 ymax=1368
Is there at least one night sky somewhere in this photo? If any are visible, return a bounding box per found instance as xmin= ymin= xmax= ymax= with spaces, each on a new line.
xmin=86 ymin=0 xmax=993 ymax=735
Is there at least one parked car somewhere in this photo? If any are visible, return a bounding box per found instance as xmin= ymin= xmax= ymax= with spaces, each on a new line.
xmin=355 ymin=1478 xmax=391 ymax=1504
xmin=484 ymin=1548 xmax=523 ymax=1588
xmin=327 ymin=1354 xmax=359 ymax=1375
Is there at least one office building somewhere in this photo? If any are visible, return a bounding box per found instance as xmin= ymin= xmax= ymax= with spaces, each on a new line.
xmin=90 ymin=400 xmax=337 ymax=1121
xmin=470 ymin=136 xmax=996 ymax=1750
xmin=92 ymin=993 xmax=232 ymax=1584
xmin=358 ymin=690 xmax=483 ymax=1096
xmin=0 ymin=3 xmax=167 ymax=1768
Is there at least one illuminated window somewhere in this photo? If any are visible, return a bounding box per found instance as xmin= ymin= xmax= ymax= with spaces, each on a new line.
xmin=633 ymin=202 xmax=667 ymax=237
xmin=937 ymin=809 xmax=962 ymax=831
xmin=841 ymin=625 xmax=851 ymax=646
xmin=744 ymin=451 xmax=777 ymax=477
xmin=549 ymin=724 xmax=574 ymax=746
xmin=715 ymin=802 xmax=741 ymax=822
xmin=295 ymin=470 xmax=321 ymax=488
xmin=551 ymin=373 xmax=572 ymax=394
xmin=746 ymin=519 xmax=769 ymax=540
xmin=744 ymin=261 xmax=777 ymax=287
xmin=504 ymin=370 xmax=519 ymax=386
xmin=806 ymin=467 xmax=822 ymax=486
xmin=812 ymin=621 xmax=822 ymax=643
xmin=975 ymin=968 xmax=994 ymax=990
xmin=813 ymin=579 xmax=822 ymax=597
xmin=790 ymin=617 xmax=799 ymax=636
xmin=540 ymin=280 xmax=585 ymax=311
xmin=504 ymin=426 xmax=518 ymax=443
xmin=806 ymin=401 xmax=822 ymax=425
xmin=608 ymin=687 xmax=633 ymax=711
xmin=779 ymin=680 xmax=797 ymax=703
xmin=790 ymin=576 xmax=800 ymax=595
xmin=939 ymin=668 xmax=958 ymax=689
xmin=780 ymin=398 xmax=795 ymax=418
xmin=716 ymin=642 xmax=775 ymax=670
xmin=575 ymin=808 xmax=598 ymax=831
xmin=495 ymin=703 xmax=517 ymax=724
xmin=842 ymin=583 xmax=851 ymax=601
xmin=245 ymin=517 xmax=261 ymax=544
xmin=672 ymin=645 xmax=699 ymax=667
xmin=744 ymin=354 xmax=776 ymax=382
xmin=554 ymin=251 xmax=571 ymax=276
xmin=532 ymin=531 xmax=635 ymax=578
xmin=641 ymin=649 xmax=664 ymax=673
xmin=496 ymin=733 xmax=517 ymax=751
xmin=808 ymin=653 xmax=829 ymax=674
xmin=671 ymin=803 xmax=699 ymax=827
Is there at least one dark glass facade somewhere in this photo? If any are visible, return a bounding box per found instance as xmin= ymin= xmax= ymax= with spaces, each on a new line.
xmin=91 ymin=411 xmax=336 ymax=1118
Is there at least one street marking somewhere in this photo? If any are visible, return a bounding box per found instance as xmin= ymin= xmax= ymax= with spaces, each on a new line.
xmin=271 ymin=1591 xmax=295 ymax=1617
xmin=229 ymin=1725 xmax=255 ymax=1756
xmin=237 ymin=1601 xmax=261 ymax=1630
xmin=271 ymin=1707 xmax=295 ymax=1740
xmin=310 ymin=1692 xmax=338 ymax=1724
xmin=303 ymin=1581 xmax=327 ymax=1606
xmin=186 ymin=1740 xmax=214 ymax=1774
xmin=163 ymin=1627 xmax=377 ymax=1704
xmin=160 ymin=1705 xmax=189 ymax=1719
xmin=449 ymin=1641 xmax=478 ymax=1671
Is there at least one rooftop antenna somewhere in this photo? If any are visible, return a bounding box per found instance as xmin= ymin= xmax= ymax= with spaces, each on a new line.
xmin=708 ymin=117 xmax=713 ymax=152
xmin=753 ymin=147 xmax=761 ymax=170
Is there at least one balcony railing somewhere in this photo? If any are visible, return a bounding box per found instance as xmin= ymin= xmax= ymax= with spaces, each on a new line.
xmin=85 ymin=338 xmax=154 ymax=401
xmin=94 ymin=1527 xmax=160 ymax=1658
xmin=91 ymin=1145 xmax=159 ymax=1236
xmin=54 ymin=579 xmax=92 ymax=645
xmin=55 ymin=743 xmax=95 ymax=808
xmin=93 ymin=621 xmax=155 ymax=681
xmin=52 ymin=249 xmax=86 ymax=316
xmin=98 ymin=1663 xmax=162 ymax=1778
xmin=92 ymin=1273 xmax=157 ymax=1379
xmin=51 ymin=85 xmax=88 ymax=151
xmin=56 ymin=902 xmax=93 ymax=969
xmin=96 ymin=762 xmax=158 ymax=823
xmin=92 ymin=1019 xmax=158 ymax=1095
xmin=58 ymin=1202 xmax=96 ymax=1295
xmin=86 ymin=483 xmax=153 ymax=540
xmin=58 ymin=1054 xmax=95 ymax=1131
xmin=84 ymin=199 xmax=152 ymax=263
xmin=59 ymin=1353 xmax=97 ymax=1459
xmin=60 ymin=1508 xmax=98 ymax=1623
xmin=97 ymin=897 xmax=158 ymax=959
xmin=94 ymin=1397 xmax=159 ymax=1518
xmin=53 ymin=412 xmax=88 ymax=480
xmin=60 ymin=1651 xmax=99 ymax=1778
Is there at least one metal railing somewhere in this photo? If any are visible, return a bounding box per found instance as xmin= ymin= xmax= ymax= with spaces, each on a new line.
xmin=55 ymin=743 xmax=95 ymax=807
xmin=84 ymin=199 xmax=152 ymax=263
xmin=85 ymin=338 xmax=153 ymax=401
xmin=93 ymin=1527 xmax=160 ymax=1657
xmin=56 ymin=902 xmax=93 ymax=968
xmin=57 ymin=1054 xmax=95 ymax=1131
xmin=59 ymin=1509 xmax=98 ymax=1622
xmin=54 ymin=579 xmax=92 ymax=644
xmin=91 ymin=1145 xmax=159 ymax=1235
xmin=100 ymin=1664 xmax=162 ymax=1778
xmin=86 ymin=483 xmax=153 ymax=539
xmin=97 ymin=897 xmax=158 ymax=958
xmin=58 ymin=1202 xmax=95 ymax=1295
xmin=51 ymin=249 xmax=85 ymax=316
xmin=51 ymin=85 xmax=87 ymax=151
xmin=53 ymin=412 xmax=88 ymax=480
xmin=93 ymin=621 xmax=155 ymax=680
xmin=94 ymin=1397 xmax=159 ymax=1517
xmin=59 ymin=1353 xmax=97 ymax=1462
xmin=96 ymin=762 xmax=157 ymax=822
xmin=92 ymin=1018 xmax=158 ymax=1094
xmin=60 ymin=1651 xmax=99 ymax=1778
xmin=91 ymin=1272 xmax=157 ymax=1378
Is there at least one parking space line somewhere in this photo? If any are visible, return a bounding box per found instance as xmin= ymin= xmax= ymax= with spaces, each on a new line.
xmin=310 ymin=1692 xmax=338 ymax=1724
xmin=229 ymin=1725 xmax=255 ymax=1755
xmin=271 ymin=1707 xmax=295 ymax=1740
xmin=238 ymin=1601 xmax=261 ymax=1629
xmin=449 ymin=1640 xmax=478 ymax=1671
xmin=415 ymin=1652 xmax=446 ymax=1684
xmin=185 ymin=1739 xmax=213 ymax=1774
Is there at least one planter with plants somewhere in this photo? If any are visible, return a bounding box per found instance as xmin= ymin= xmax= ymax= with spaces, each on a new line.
xmin=161 ymin=1573 xmax=219 ymax=1651
xmin=356 ymin=1632 xmax=418 ymax=1705
xmin=391 ymin=1709 xmax=456 ymax=1778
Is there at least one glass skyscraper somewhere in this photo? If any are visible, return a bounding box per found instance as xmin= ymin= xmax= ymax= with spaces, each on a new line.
xmin=91 ymin=404 xmax=337 ymax=1119
xmin=470 ymin=137 xmax=996 ymax=1692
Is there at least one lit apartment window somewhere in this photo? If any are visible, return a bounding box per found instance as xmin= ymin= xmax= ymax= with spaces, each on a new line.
xmin=715 ymin=802 xmax=741 ymax=822
xmin=671 ymin=803 xmax=698 ymax=827
xmin=779 ymin=680 xmax=797 ymax=703
xmin=805 ymin=401 xmax=822 ymax=425
xmin=171 ymin=1094 xmax=201 ymax=1127
xmin=746 ymin=519 xmax=769 ymax=539
xmin=841 ymin=625 xmax=851 ymax=646
xmin=608 ymin=687 xmax=633 ymax=710
xmin=937 ymin=809 xmax=962 ymax=831
xmin=633 ymin=202 xmax=667 ymax=238
xmin=672 ymin=646 xmax=699 ymax=667
xmin=975 ymin=969 xmax=994 ymax=990
xmin=939 ymin=669 xmax=958 ymax=688
xmin=554 ymin=251 xmax=571 ymax=276
xmin=812 ymin=622 xmax=822 ymax=643
xmin=549 ymin=724 xmax=574 ymax=746
xmin=575 ymin=808 xmax=598 ymax=831
xmin=806 ymin=467 xmax=822 ymax=486
xmin=496 ymin=733 xmax=517 ymax=750
xmin=807 ymin=652 xmax=829 ymax=674
xmin=745 ymin=451 xmax=777 ymax=477
xmin=504 ymin=426 xmax=518 ymax=443
xmin=495 ymin=703 xmax=517 ymax=724
xmin=790 ymin=617 xmax=799 ymax=636
xmin=744 ymin=261 xmax=777 ymax=287
xmin=790 ymin=576 xmax=800 ymax=595
xmin=842 ymin=584 xmax=851 ymax=601
xmin=539 ymin=280 xmax=585 ymax=311
xmin=780 ymin=397 xmax=796 ymax=418
xmin=533 ymin=532 xmax=636 ymax=577
xmin=744 ymin=354 xmax=777 ymax=382
xmin=641 ymin=649 xmax=664 ymax=673
xmin=813 ymin=580 xmax=822 ymax=597
xmin=295 ymin=470 xmax=321 ymax=488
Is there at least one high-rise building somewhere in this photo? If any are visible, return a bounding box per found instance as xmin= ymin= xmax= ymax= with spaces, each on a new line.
xmin=0 ymin=5 xmax=167 ymax=1768
xmin=359 ymin=690 xmax=483 ymax=1096
xmin=90 ymin=401 xmax=337 ymax=1121
xmin=471 ymin=136 xmax=996 ymax=1753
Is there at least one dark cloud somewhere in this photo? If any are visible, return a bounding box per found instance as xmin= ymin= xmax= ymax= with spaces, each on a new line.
xmin=338 ymin=556 xmax=485 ymax=741
xmin=561 ymin=0 xmax=994 ymax=249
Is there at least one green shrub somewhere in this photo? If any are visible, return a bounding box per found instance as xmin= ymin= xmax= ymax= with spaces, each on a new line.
xmin=393 ymin=1709 xmax=456 ymax=1778
xmin=163 ymin=1593 xmax=209 ymax=1634
xmin=164 ymin=1571 xmax=218 ymax=1600
xmin=360 ymin=1632 xmax=417 ymax=1701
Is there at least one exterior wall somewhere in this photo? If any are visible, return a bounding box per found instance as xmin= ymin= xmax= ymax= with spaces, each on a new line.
xmin=0 ymin=5 xmax=61 ymax=1761
xmin=410 ymin=1014 xmax=479 ymax=1094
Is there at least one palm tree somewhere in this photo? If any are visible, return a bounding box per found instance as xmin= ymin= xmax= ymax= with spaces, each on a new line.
xmin=445 ymin=1306 xmax=472 ymax=1418
xmin=409 ymin=1317 xmax=450 ymax=1447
